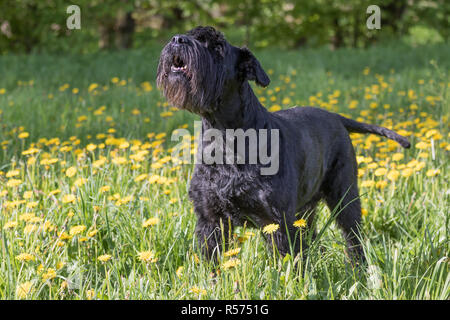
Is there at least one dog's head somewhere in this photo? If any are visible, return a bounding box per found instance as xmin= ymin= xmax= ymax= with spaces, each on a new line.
xmin=156 ymin=26 xmax=270 ymax=115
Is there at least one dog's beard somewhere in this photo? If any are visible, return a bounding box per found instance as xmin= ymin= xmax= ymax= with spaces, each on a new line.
xmin=157 ymin=42 xmax=224 ymax=115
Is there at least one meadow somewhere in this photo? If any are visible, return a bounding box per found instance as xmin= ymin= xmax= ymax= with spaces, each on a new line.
xmin=0 ymin=42 xmax=448 ymax=299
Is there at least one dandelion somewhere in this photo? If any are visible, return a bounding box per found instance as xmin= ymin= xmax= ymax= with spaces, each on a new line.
xmin=142 ymin=217 xmax=160 ymax=228
xmin=66 ymin=166 xmax=77 ymax=177
xmin=69 ymin=225 xmax=86 ymax=236
xmin=426 ymin=169 xmax=440 ymax=177
xmin=112 ymin=157 xmax=128 ymax=165
xmin=361 ymin=180 xmax=375 ymax=188
xmin=392 ymin=153 xmax=404 ymax=161
xmin=99 ymin=185 xmax=111 ymax=193
xmin=415 ymin=141 xmax=429 ymax=149
xmin=3 ymin=221 xmax=18 ymax=230
xmin=401 ymin=168 xmax=414 ymax=178
xmin=48 ymin=189 xmax=61 ymax=196
xmin=23 ymin=224 xmax=38 ymax=234
xmin=86 ymin=289 xmax=95 ymax=300
xmin=224 ymin=248 xmax=241 ymax=257
xmin=62 ymin=194 xmax=76 ymax=204
xmin=263 ymin=223 xmax=279 ymax=235
xmin=98 ymin=254 xmax=112 ymax=262
xmin=6 ymin=178 xmax=22 ymax=188
xmin=88 ymin=83 xmax=98 ymax=92
xmin=87 ymin=229 xmax=98 ymax=237
xmin=42 ymin=268 xmax=57 ymax=282
xmin=222 ymin=258 xmax=240 ymax=271
xmin=74 ymin=177 xmax=87 ymax=187
xmin=6 ymin=169 xmax=20 ymax=178
xmin=16 ymin=282 xmax=33 ymax=299
xmin=376 ymin=180 xmax=388 ymax=189
xmin=138 ymin=250 xmax=158 ymax=263
xmin=269 ymin=104 xmax=281 ymax=112
xmin=176 ymin=266 xmax=184 ymax=278
xmin=293 ymin=219 xmax=307 ymax=228
xmin=387 ymin=170 xmax=400 ymax=181
xmin=189 ymin=286 xmax=207 ymax=296
xmin=15 ymin=253 xmax=35 ymax=262
xmin=18 ymin=132 xmax=29 ymax=139
xmin=374 ymin=168 xmax=387 ymax=176
xmin=134 ymin=173 xmax=148 ymax=182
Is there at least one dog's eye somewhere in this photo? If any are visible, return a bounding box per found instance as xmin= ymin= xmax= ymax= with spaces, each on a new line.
xmin=214 ymin=44 xmax=224 ymax=57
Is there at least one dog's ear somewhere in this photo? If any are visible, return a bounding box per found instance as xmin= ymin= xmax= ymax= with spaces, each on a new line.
xmin=238 ymin=47 xmax=270 ymax=87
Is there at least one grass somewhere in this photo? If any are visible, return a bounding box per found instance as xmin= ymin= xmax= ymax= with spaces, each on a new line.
xmin=0 ymin=41 xmax=449 ymax=300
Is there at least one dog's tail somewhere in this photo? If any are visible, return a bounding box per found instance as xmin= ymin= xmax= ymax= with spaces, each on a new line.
xmin=339 ymin=115 xmax=411 ymax=148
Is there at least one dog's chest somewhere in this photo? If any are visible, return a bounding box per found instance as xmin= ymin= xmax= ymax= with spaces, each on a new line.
xmin=189 ymin=164 xmax=271 ymax=222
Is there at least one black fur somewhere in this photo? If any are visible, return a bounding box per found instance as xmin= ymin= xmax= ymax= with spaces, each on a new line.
xmin=157 ymin=26 xmax=410 ymax=265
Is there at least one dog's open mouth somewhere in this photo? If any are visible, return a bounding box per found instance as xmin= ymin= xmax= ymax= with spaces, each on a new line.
xmin=171 ymin=55 xmax=187 ymax=73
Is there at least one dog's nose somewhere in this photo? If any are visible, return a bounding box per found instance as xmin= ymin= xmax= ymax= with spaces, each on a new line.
xmin=171 ymin=35 xmax=189 ymax=45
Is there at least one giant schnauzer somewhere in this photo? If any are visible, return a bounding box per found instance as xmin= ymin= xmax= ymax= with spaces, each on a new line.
xmin=157 ymin=26 xmax=410 ymax=264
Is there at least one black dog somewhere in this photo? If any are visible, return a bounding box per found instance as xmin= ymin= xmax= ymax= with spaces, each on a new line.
xmin=157 ymin=26 xmax=410 ymax=264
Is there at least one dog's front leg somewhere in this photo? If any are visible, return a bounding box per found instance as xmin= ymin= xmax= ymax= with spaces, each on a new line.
xmin=195 ymin=214 xmax=233 ymax=262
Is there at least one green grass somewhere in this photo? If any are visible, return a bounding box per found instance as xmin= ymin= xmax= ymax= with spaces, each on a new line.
xmin=0 ymin=42 xmax=448 ymax=299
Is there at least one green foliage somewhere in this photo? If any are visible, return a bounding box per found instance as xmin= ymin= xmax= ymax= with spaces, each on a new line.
xmin=0 ymin=0 xmax=448 ymax=53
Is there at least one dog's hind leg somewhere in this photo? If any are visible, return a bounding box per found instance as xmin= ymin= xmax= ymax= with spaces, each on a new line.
xmin=323 ymin=161 xmax=366 ymax=265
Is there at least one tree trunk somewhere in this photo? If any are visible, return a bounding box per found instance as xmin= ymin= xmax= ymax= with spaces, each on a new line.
xmin=115 ymin=11 xmax=135 ymax=49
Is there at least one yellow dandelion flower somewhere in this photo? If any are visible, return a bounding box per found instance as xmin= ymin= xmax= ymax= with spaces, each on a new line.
xmin=15 ymin=253 xmax=35 ymax=262
xmin=401 ymin=168 xmax=414 ymax=178
xmin=142 ymin=217 xmax=160 ymax=228
xmin=224 ymin=248 xmax=241 ymax=257
xmin=16 ymin=282 xmax=33 ymax=299
xmin=426 ymin=169 xmax=440 ymax=177
xmin=18 ymin=132 xmax=29 ymax=139
xmin=222 ymin=258 xmax=240 ymax=271
xmin=189 ymin=286 xmax=207 ymax=296
xmin=69 ymin=225 xmax=86 ymax=236
xmin=86 ymin=289 xmax=95 ymax=300
xmin=263 ymin=223 xmax=279 ymax=235
xmin=138 ymin=250 xmax=158 ymax=263
xmin=374 ymin=168 xmax=387 ymax=176
xmin=6 ymin=178 xmax=22 ymax=188
xmin=98 ymin=254 xmax=112 ymax=262
xmin=367 ymin=162 xmax=378 ymax=169
xmin=74 ymin=177 xmax=87 ymax=187
xmin=88 ymin=83 xmax=98 ymax=92
xmin=376 ymin=180 xmax=388 ymax=189
xmin=66 ymin=166 xmax=77 ymax=177
xmin=42 ymin=268 xmax=57 ymax=282
xmin=415 ymin=141 xmax=429 ymax=149
xmin=176 ymin=266 xmax=184 ymax=278
xmin=23 ymin=224 xmax=38 ymax=234
xmin=49 ymin=189 xmax=61 ymax=196
xmin=112 ymin=157 xmax=128 ymax=165
xmin=6 ymin=169 xmax=20 ymax=178
xmin=361 ymin=180 xmax=375 ymax=188
xmin=269 ymin=104 xmax=282 ymax=112
xmin=293 ymin=219 xmax=307 ymax=228
xmin=99 ymin=185 xmax=111 ymax=193
xmin=23 ymin=191 xmax=33 ymax=199
xmin=3 ymin=221 xmax=18 ymax=230
xmin=62 ymin=194 xmax=76 ymax=204
xmin=392 ymin=153 xmax=404 ymax=161
xmin=387 ymin=170 xmax=400 ymax=181
xmin=134 ymin=173 xmax=148 ymax=182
